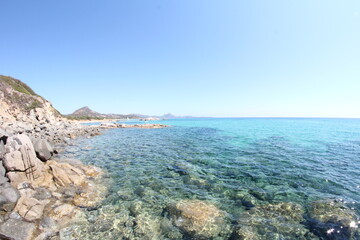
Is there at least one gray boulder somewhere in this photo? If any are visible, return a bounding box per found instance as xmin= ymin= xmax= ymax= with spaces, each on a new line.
xmin=0 ymin=138 xmax=6 ymax=160
xmin=33 ymin=187 xmax=52 ymax=200
xmin=1 ymin=186 xmax=20 ymax=203
xmin=33 ymin=139 xmax=54 ymax=161
xmin=0 ymin=195 xmax=7 ymax=207
xmin=0 ymin=218 xmax=36 ymax=240
xmin=0 ymin=176 xmax=8 ymax=185
xmin=0 ymin=162 xmax=6 ymax=177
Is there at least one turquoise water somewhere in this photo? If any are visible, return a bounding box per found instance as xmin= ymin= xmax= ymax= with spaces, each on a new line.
xmin=61 ymin=118 xmax=360 ymax=239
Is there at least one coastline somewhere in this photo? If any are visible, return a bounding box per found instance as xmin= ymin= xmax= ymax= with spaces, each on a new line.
xmin=0 ymin=112 xmax=170 ymax=240
xmin=0 ymin=115 xmax=110 ymax=240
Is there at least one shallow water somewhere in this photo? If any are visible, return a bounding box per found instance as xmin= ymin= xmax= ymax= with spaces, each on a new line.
xmin=60 ymin=118 xmax=360 ymax=239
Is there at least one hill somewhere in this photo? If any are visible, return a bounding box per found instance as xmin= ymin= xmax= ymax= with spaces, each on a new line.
xmin=71 ymin=106 xmax=104 ymax=118
xmin=0 ymin=75 xmax=61 ymax=123
xmin=66 ymin=106 xmax=139 ymax=120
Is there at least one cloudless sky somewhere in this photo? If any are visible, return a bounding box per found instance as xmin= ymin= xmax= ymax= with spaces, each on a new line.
xmin=1 ymin=1 xmax=360 ymax=117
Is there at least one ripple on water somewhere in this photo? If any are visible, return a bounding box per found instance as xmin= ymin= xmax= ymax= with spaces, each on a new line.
xmin=60 ymin=118 xmax=360 ymax=239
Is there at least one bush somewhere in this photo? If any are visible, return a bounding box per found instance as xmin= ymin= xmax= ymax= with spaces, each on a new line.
xmin=0 ymin=75 xmax=37 ymax=96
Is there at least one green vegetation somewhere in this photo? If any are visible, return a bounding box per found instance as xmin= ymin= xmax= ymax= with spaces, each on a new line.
xmin=0 ymin=75 xmax=37 ymax=96
xmin=52 ymin=107 xmax=62 ymax=117
xmin=25 ymin=100 xmax=42 ymax=111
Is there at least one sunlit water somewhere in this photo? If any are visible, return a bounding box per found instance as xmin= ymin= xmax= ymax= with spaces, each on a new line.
xmin=60 ymin=118 xmax=360 ymax=239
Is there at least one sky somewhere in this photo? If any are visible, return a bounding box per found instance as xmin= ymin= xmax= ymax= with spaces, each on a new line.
xmin=1 ymin=1 xmax=360 ymax=117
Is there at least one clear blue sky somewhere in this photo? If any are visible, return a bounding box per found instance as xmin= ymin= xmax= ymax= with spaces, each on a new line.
xmin=1 ymin=1 xmax=359 ymax=117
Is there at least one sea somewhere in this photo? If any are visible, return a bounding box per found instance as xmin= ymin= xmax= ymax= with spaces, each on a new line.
xmin=59 ymin=118 xmax=360 ymax=240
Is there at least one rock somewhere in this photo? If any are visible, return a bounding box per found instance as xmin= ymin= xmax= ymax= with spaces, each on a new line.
xmin=16 ymin=122 xmax=33 ymax=133
xmin=3 ymin=134 xmax=45 ymax=187
xmin=52 ymin=204 xmax=76 ymax=218
xmin=0 ymin=186 xmax=20 ymax=203
xmin=0 ymin=162 xmax=6 ymax=177
xmin=232 ymin=202 xmax=318 ymax=240
xmin=0 ymin=218 xmax=36 ymax=240
xmin=6 ymin=172 xmax=28 ymax=189
xmin=0 ymin=142 xmax=5 ymax=159
xmin=307 ymin=200 xmax=360 ymax=240
xmin=47 ymin=160 xmax=85 ymax=187
xmin=33 ymin=139 xmax=54 ymax=161
xmin=167 ymin=199 xmax=231 ymax=239
xmin=3 ymin=151 xmax=24 ymax=171
xmin=9 ymin=212 xmax=22 ymax=220
xmin=0 ymin=175 xmax=8 ymax=185
xmin=100 ymin=122 xmax=117 ymax=128
xmin=0 ymin=195 xmax=8 ymax=207
xmin=73 ymin=181 xmax=107 ymax=208
xmin=33 ymin=187 xmax=52 ymax=200
xmin=14 ymin=196 xmax=49 ymax=221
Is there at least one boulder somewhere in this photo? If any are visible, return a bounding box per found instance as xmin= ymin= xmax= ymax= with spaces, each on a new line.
xmin=0 ymin=175 xmax=8 ymax=185
xmin=3 ymin=134 xmax=45 ymax=187
xmin=33 ymin=187 xmax=52 ymax=200
xmin=52 ymin=204 xmax=76 ymax=219
xmin=15 ymin=122 xmax=33 ymax=133
xmin=308 ymin=200 xmax=360 ymax=240
xmin=232 ymin=202 xmax=318 ymax=240
xmin=73 ymin=181 xmax=107 ymax=208
xmin=0 ymin=218 xmax=36 ymax=240
xmin=0 ymin=162 xmax=6 ymax=177
xmin=0 ymin=195 xmax=8 ymax=207
xmin=0 ymin=141 xmax=5 ymax=159
xmin=167 ymin=199 xmax=231 ymax=239
xmin=3 ymin=151 xmax=24 ymax=171
xmin=33 ymin=139 xmax=54 ymax=161
xmin=6 ymin=172 xmax=28 ymax=189
xmin=0 ymin=186 xmax=20 ymax=203
xmin=14 ymin=196 xmax=50 ymax=221
xmin=47 ymin=161 xmax=86 ymax=187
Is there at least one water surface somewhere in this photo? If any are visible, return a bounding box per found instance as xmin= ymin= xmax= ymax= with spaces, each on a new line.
xmin=61 ymin=118 xmax=360 ymax=239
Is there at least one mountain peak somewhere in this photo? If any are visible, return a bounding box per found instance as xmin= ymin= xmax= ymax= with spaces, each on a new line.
xmin=71 ymin=106 xmax=103 ymax=117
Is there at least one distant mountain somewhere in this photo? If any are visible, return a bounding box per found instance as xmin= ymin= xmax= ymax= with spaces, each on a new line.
xmin=66 ymin=106 xmax=140 ymax=120
xmin=71 ymin=106 xmax=104 ymax=118
xmin=137 ymin=113 xmax=195 ymax=119
xmin=162 ymin=113 xmax=177 ymax=119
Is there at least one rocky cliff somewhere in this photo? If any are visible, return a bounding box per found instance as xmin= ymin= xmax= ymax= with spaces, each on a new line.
xmin=0 ymin=75 xmax=61 ymax=124
xmin=0 ymin=76 xmax=106 ymax=239
xmin=0 ymin=76 xmax=101 ymax=144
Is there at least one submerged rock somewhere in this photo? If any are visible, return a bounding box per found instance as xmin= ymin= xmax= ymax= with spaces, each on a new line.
xmin=307 ymin=199 xmax=360 ymax=240
xmin=232 ymin=202 xmax=318 ymax=240
xmin=167 ymin=199 xmax=231 ymax=239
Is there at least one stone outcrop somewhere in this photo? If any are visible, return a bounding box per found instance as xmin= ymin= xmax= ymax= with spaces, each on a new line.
xmin=0 ymin=131 xmax=106 ymax=240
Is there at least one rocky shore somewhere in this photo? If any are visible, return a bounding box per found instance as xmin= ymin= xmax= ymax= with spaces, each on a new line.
xmin=99 ymin=122 xmax=169 ymax=129
xmin=0 ymin=121 xmax=107 ymax=240
xmin=0 ymin=76 xmax=108 ymax=239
